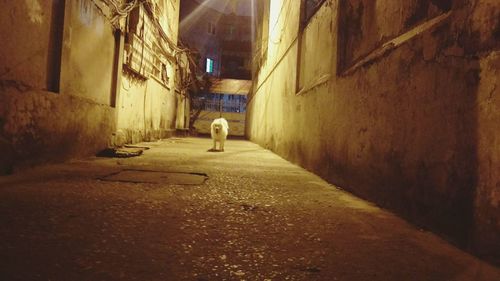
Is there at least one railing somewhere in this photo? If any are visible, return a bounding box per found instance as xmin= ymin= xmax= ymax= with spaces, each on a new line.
xmin=193 ymin=99 xmax=246 ymax=113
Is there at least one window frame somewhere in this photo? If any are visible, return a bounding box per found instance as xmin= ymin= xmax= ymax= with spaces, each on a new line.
xmin=206 ymin=58 xmax=214 ymax=73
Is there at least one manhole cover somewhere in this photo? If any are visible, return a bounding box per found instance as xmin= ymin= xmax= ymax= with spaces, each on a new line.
xmin=100 ymin=169 xmax=208 ymax=185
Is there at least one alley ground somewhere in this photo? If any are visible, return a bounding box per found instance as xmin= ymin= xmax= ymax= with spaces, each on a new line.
xmin=0 ymin=137 xmax=499 ymax=281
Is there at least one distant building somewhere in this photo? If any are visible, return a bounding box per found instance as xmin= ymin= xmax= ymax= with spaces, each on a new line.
xmin=219 ymin=13 xmax=252 ymax=80
xmin=179 ymin=0 xmax=224 ymax=77
xmin=179 ymin=0 xmax=252 ymax=80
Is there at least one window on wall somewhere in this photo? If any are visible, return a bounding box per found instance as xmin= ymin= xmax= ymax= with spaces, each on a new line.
xmin=302 ymin=0 xmax=326 ymax=26
xmin=296 ymin=0 xmax=332 ymax=94
xmin=337 ymin=0 xmax=453 ymax=74
xmin=206 ymin=58 xmax=214 ymax=73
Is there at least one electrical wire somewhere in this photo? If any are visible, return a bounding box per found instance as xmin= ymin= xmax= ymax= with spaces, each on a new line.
xmin=89 ymin=0 xmax=205 ymax=93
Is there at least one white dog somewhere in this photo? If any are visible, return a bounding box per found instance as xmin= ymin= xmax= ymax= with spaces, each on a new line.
xmin=210 ymin=118 xmax=229 ymax=151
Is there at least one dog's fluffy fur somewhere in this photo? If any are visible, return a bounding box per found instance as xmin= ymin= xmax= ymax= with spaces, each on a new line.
xmin=211 ymin=118 xmax=229 ymax=151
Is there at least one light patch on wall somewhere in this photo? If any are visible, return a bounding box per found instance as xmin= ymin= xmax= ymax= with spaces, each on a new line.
xmin=95 ymin=15 xmax=104 ymax=35
xmin=25 ymin=0 xmax=44 ymax=24
xmin=78 ymin=0 xmax=94 ymax=26
xmin=268 ymin=0 xmax=281 ymax=42
xmin=77 ymin=0 xmax=105 ymax=35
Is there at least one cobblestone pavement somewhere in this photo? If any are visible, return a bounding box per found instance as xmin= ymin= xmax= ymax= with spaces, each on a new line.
xmin=1 ymin=137 xmax=499 ymax=280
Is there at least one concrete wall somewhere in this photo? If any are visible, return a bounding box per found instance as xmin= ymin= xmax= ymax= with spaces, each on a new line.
xmin=115 ymin=0 xmax=181 ymax=144
xmin=247 ymin=0 xmax=500 ymax=264
xmin=474 ymin=0 xmax=500 ymax=261
xmin=1 ymin=0 xmax=184 ymax=173
xmin=116 ymin=76 xmax=177 ymax=143
xmin=0 ymin=0 xmax=116 ymax=173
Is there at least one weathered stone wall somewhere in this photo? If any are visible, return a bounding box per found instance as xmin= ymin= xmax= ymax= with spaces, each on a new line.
xmin=247 ymin=0 xmax=500 ymax=264
xmin=0 ymin=0 xmax=65 ymax=92
xmin=0 ymin=89 xmax=114 ymax=171
xmin=0 ymin=0 xmax=184 ymax=173
xmin=338 ymin=0 xmax=453 ymax=71
xmin=60 ymin=0 xmax=117 ymax=105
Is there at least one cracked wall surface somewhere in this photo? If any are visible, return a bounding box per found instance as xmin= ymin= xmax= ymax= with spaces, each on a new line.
xmin=0 ymin=0 xmax=115 ymax=173
xmin=247 ymin=0 xmax=500 ymax=264
xmin=115 ymin=1 xmax=181 ymax=145
xmin=0 ymin=0 xmax=182 ymax=173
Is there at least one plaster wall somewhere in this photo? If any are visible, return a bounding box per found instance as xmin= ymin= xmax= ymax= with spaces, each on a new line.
xmin=1 ymin=0 xmax=184 ymax=173
xmin=116 ymin=76 xmax=177 ymax=143
xmin=60 ymin=0 xmax=116 ymax=105
xmin=0 ymin=0 xmax=62 ymax=91
xmin=115 ymin=0 xmax=181 ymax=144
xmin=0 ymin=0 xmax=116 ymax=173
xmin=476 ymin=50 xmax=500 ymax=262
xmin=247 ymin=0 xmax=500 ymax=263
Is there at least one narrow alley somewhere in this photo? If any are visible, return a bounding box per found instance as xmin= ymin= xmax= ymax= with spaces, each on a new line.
xmin=1 ymin=137 xmax=499 ymax=280
xmin=1 ymin=0 xmax=500 ymax=279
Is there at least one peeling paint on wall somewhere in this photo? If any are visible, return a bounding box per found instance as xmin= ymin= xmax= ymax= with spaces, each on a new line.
xmin=0 ymin=0 xmax=185 ymax=177
xmin=249 ymin=0 xmax=500 ymax=265
xmin=24 ymin=0 xmax=44 ymax=24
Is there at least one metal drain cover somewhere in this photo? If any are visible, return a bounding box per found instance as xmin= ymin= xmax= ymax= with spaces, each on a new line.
xmin=100 ymin=169 xmax=208 ymax=185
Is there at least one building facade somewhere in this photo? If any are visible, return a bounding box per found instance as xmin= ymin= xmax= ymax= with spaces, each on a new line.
xmin=248 ymin=0 xmax=500 ymax=264
xmin=0 ymin=0 xmax=191 ymax=173
xmin=179 ymin=0 xmax=252 ymax=80
xmin=179 ymin=0 xmax=223 ymax=77
xmin=218 ymin=13 xmax=252 ymax=80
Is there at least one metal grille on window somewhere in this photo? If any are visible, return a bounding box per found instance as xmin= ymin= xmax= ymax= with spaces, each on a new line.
xmin=124 ymin=4 xmax=171 ymax=85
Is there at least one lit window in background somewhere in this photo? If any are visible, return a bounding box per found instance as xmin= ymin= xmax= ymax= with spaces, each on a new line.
xmin=206 ymin=58 xmax=214 ymax=73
